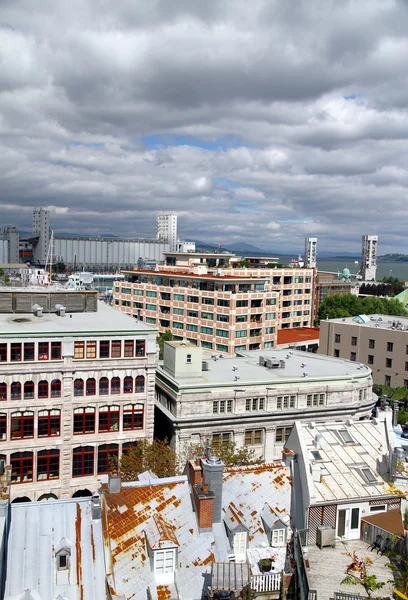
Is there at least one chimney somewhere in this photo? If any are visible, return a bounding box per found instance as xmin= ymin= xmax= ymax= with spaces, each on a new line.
xmin=282 ymin=447 xmax=295 ymax=468
xmin=108 ymin=474 xmax=121 ymax=494
xmin=202 ymin=455 xmax=225 ymax=523
xmin=91 ymin=492 xmax=101 ymax=519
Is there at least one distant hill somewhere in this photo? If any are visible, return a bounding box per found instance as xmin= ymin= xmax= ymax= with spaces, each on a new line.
xmin=378 ymin=254 xmax=408 ymax=262
xmin=227 ymin=242 xmax=267 ymax=253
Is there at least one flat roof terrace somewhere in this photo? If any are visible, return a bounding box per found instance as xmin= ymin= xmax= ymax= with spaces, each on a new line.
xmin=328 ymin=314 xmax=408 ymax=331
xmin=122 ymin=269 xmax=269 ymax=282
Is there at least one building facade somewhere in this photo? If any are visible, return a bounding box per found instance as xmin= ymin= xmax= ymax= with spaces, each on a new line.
xmin=155 ymin=341 xmax=374 ymax=462
xmin=313 ymin=273 xmax=352 ymax=321
xmin=319 ymin=314 xmax=408 ymax=387
xmin=361 ymin=235 xmax=378 ymax=281
xmin=0 ymin=290 xmax=157 ymax=501
xmin=156 ymin=214 xmax=178 ymax=251
xmin=304 ymin=237 xmax=317 ymax=269
xmin=114 ymin=252 xmax=315 ymax=356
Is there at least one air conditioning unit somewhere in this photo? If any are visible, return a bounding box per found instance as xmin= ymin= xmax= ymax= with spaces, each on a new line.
xmin=316 ymin=525 xmax=335 ymax=548
xmin=202 ymin=361 xmax=210 ymax=372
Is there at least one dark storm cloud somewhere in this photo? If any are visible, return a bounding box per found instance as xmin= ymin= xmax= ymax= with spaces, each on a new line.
xmin=1 ymin=0 xmax=408 ymax=252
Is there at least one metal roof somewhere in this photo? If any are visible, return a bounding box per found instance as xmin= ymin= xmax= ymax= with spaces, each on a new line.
xmin=4 ymin=497 xmax=106 ymax=600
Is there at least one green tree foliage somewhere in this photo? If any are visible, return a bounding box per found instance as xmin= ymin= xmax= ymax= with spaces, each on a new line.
xmin=115 ymin=438 xmax=177 ymax=481
xmin=183 ymin=439 xmax=258 ymax=469
xmin=238 ymin=259 xmax=251 ymax=268
xmin=373 ymin=384 xmax=408 ymax=424
xmin=267 ymin=262 xmax=283 ymax=268
xmin=341 ymin=547 xmax=385 ymax=599
xmin=53 ymin=261 xmax=66 ymax=274
xmin=359 ymin=277 xmax=405 ymax=298
xmin=158 ymin=330 xmax=173 ymax=360
xmin=317 ymin=294 xmax=407 ymax=325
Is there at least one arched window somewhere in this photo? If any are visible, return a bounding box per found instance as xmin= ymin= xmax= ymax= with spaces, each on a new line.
xmin=73 ymin=408 xmax=95 ymax=435
xmin=11 ymin=451 xmax=33 ymax=483
xmin=0 ymin=413 xmax=6 ymax=440
xmin=51 ymin=379 xmax=61 ymax=398
xmin=74 ymin=378 xmax=84 ymax=397
xmin=86 ymin=378 xmax=96 ymax=396
xmin=135 ymin=375 xmax=145 ymax=393
xmin=38 ymin=409 xmax=61 ymax=437
xmin=11 ymin=411 xmax=34 ymax=439
xmin=97 ymin=444 xmax=119 ymax=474
xmin=98 ymin=405 xmax=119 ymax=433
xmin=123 ymin=376 xmax=133 ymax=394
xmin=111 ymin=377 xmax=121 ymax=395
xmin=24 ymin=381 xmax=34 ymax=400
xmin=10 ymin=382 xmax=21 ymax=401
xmin=123 ymin=404 xmax=144 ymax=430
xmin=72 ymin=446 xmax=94 ymax=477
xmin=38 ymin=380 xmax=49 ymax=399
xmin=99 ymin=377 xmax=109 ymax=396
xmin=0 ymin=383 xmax=6 ymax=401
xmin=37 ymin=449 xmax=59 ymax=480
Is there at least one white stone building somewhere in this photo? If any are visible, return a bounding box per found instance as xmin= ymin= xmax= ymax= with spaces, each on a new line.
xmin=155 ymin=341 xmax=375 ymax=462
xmin=0 ymin=289 xmax=157 ymax=501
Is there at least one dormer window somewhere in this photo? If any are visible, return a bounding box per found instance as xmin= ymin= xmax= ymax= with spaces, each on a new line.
xmin=271 ymin=529 xmax=285 ymax=547
xmin=58 ymin=554 xmax=68 ymax=570
xmin=154 ymin=549 xmax=176 ymax=576
xmin=55 ymin=537 xmax=71 ymax=572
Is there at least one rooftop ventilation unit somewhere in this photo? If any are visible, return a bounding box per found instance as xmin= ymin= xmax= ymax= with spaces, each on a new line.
xmin=55 ymin=304 xmax=66 ymax=317
xmin=259 ymin=356 xmax=265 ymax=366
xmin=234 ymin=376 xmax=240 ymax=381
xmin=265 ymin=358 xmax=285 ymax=369
xmin=232 ymin=366 xmax=238 ymax=371
xmin=202 ymin=361 xmax=210 ymax=372
xmin=32 ymin=304 xmax=43 ymax=318
xmin=303 ymin=372 xmax=309 ymax=377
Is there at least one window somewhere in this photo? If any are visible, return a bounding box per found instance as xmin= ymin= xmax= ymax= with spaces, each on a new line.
xmin=246 ymin=398 xmax=265 ymax=411
xmin=245 ymin=429 xmax=263 ymax=446
xmin=72 ymin=446 xmax=94 ymax=477
xmin=24 ymin=381 xmax=34 ymax=400
xmin=38 ymin=409 xmax=60 ymax=437
xmin=11 ymin=343 xmax=22 ymax=362
xmin=216 ymin=329 xmax=229 ymax=338
xmin=38 ymin=380 xmax=49 ymax=399
xmin=86 ymin=341 xmax=97 ymax=359
xmin=173 ymin=308 xmax=184 ymax=316
xmin=136 ymin=340 xmax=146 ymax=357
xmin=124 ymin=376 xmax=133 ymax=394
xmin=146 ymin=290 xmax=157 ymax=298
xmin=37 ymin=449 xmax=59 ymax=480
xmin=368 ymin=355 xmax=374 ymax=365
xmin=186 ymin=324 xmax=198 ymax=332
xmin=74 ymin=378 xmax=84 ymax=396
xmin=236 ymin=315 xmax=247 ymax=323
xmin=154 ymin=549 xmax=175 ymax=576
xmin=350 ymin=352 xmax=356 ymax=361
xmin=24 ymin=343 xmax=35 ymax=361
xmin=10 ymin=382 xmax=20 ymax=401
xmin=213 ymin=400 xmax=233 ymax=414
xmin=335 ymin=334 xmax=341 ymax=343
xmin=351 ymin=337 xmax=357 ymax=346
xmin=111 ymin=377 xmax=121 ymax=395
xmin=385 ymin=375 xmax=391 ymax=386
xmin=369 ymin=505 xmax=386 ymax=513
xmin=387 ymin=342 xmax=394 ymax=352
xmin=212 ymin=432 xmax=231 ymax=446
xmin=51 ymin=342 xmax=62 ymax=360
xmin=188 ymin=295 xmax=199 ymax=303
xmin=369 ymin=339 xmax=375 ymax=349
xmin=201 ymin=311 xmax=213 ymax=320
xmin=11 ymin=411 xmax=34 ymax=439
xmin=73 ymin=408 xmax=95 ymax=434
xmin=0 ymin=413 xmax=6 ymax=440
xmin=100 ymin=340 xmax=110 ymax=358
xmin=360 ymin=467 xmax=377 ymax=484
xmin=216 ymin=344 xmax=228 ymax=352
xmin=265 ymin=327 xmax=275 ymax=334
xmin=74 ymin=342 xmax=85 ymax=359
xmin=217 ymin=299 xmax=230 ymax=307
xmin=334 ymin=349 xmax=340 ymax=357
xmin=174 ymin=294 xmax=184 ymax=301
xmin=265 ymin=312 xmax=276 ymax=320
xmin=0 ymin=344 xmax=7 ymax=362
xmin=236 ymin=300 xmax=248 ymax=308
xmin=146 ymin=317 xmax=156 ymax=324
xmin=11 ymin=451 xmax=33 ymax=483
xmin=217 ymin=314 xmax=229 ymax=323
xmin=124 ymin=340 xmax=134 ymax=357
xmin=277 ymin=395 xmax=296 ymax=409
xmin=351 ymin=507 xmax=359 ymax=530
xmin=276 ymin=427 xmax=292 ymax=443
xmin=135 ymin=375 xmax=145 ymax=392
xmin=338 ymin=429 xmax=354 ymax=444
xmin=272 ymin=529 xmax=285 ymax=547
xmin=202 ymin=297 xmax=214 ymax=305
xmin=235 ymin=330 xmax=246 ymax=338
xmin=99 ymin=405 xmax=120 ymax=432
xmin=233 ymin=531 xmax=247 ymax=557
xmin=201 ymin=326 xmax=213 ymax=335
xmin=0 ymin=383 xmax=6 ymax=402
xmin=97 ymin=444 xmax=119 ymax=474
xmin=51 ymin=379 xmax=61 ymax=398
xmin=266 ymin=298 xmax=276 ymax=306
xmin=123 ymin=404 xmax=144 ymax=430
xmin=386 ymin=358 xmax=393 ymax=368
xmin=174 ymin=322 xmax=184 ymax=329
xmin=37 ymin=341 xmax=48 ymax=360
xmin=86 ymin=378 xmax=96 ymax=396
xmin=111 ymin=341 xmax=121 ymax=358
xmin=187 ymin=310 xmax=198 ymax=318
xmin=99 ymin=377 xmax=109 ymax=395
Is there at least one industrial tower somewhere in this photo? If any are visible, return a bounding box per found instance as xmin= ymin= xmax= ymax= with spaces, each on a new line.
xmin=304 ymin=237 xmax=317 ymax=269
xmin=360 ymin=235 xmax=378 ymax=281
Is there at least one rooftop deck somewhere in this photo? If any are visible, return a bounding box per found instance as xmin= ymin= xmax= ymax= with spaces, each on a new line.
xmin=304 ymin=539 xmax=395 ymax=600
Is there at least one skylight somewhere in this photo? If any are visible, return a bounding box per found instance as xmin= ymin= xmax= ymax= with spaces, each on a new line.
xmin=360 ymin=468 xmax=377 ymax=484
xmin=338 ymin=429 xmax=354 ymax=444
xmin=311 ymin=450 xmax=323 ymax=461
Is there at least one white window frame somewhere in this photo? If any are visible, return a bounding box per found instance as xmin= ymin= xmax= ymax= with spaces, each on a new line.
xmin=271 ymin=528 xmax=285 ymax=547
xmin=233 ymin=531 xmax=247 ymax=560
xmin=154 ymin=548 xmax=176 ymax=582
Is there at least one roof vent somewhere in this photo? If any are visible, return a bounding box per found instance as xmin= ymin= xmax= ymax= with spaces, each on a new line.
xmin=234 ymin=375 xmax=240 ymax=381
xmin=32 ymin=304 xmax=43 ymax=318
xmin=259 ymin=356 xmax=265 ymax=366
xmin=55 ymin=304 xmax=66 ymax=317
xmin=303 ymin=372 xmax=309 ymax=377
xmin=346 ymin=418 xmax=353 ymax=427
xmin=91 ymin=492 xmax=101 ymax=520
xmin=202 ymin=360 xmax=210 ymax=372
xmin=309 ymin=421 xmax=316 ymax=429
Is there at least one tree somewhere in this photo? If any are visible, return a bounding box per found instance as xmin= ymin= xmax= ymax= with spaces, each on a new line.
xmin=316 ymin=294 xmax=407 ymax=325
xmin=238 ymin=259 xmax=251 ymax=268
xmin=158 ymin=330 xmax=173 ymax=360
xmin=53 ymin=261 xmax=66 ymax=274
xmin=267 ymin=262 xmax=283 ymax=268
xmin=341 ymin=546 xmax=385 ymax=599
xmin=114 ymin=438 xmax=177 ymax=481
xmin=181 ymin=439 xmax=258 ymax=470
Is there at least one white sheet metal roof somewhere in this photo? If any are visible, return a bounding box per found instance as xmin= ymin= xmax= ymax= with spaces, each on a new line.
xmin=297 ymin=418 xmax=391 ymax=503
xmin=4 ymin=497 xmax=106 ymax=600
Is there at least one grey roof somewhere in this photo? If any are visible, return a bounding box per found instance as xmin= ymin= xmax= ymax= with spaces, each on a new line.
xmin=292 ymin=417 xmax=392 ymax=504
xmin=0 ymin=301 xmax=156 ymax=337
xmin=159 ymin=348 xmax=371 ymax=389
xmin=325 ymin=314 xmax=408 ymax=332
xmin=4 ymin=497 xmax=106 ymax=600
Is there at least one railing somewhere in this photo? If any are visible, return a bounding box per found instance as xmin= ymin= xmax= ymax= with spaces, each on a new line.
xmin=294 ymin=530 xmax=317 ymax=600
xmin=251 ymin=572 xmax=281 ymax=592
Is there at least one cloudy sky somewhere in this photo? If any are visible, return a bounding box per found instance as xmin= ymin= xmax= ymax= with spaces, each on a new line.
xmin=2 ymin=0 xmax=408 ymax=253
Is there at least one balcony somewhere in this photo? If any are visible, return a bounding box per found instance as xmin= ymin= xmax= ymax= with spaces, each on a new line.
xmin=250 ymin=572 xmax=281 ymax=594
